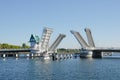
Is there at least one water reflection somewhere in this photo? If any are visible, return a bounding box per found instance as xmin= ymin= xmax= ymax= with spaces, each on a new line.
xmin=1 ymin=56 xmax=120 ymax=80
xmin=103 ymin=52 xmax=120 ymax=59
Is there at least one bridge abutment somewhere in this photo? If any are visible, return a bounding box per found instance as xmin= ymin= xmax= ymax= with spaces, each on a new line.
xmin=80 ymin=50 xmax=93 ymax=58
xmin=92 ymin=51 xmax=102 ymax=58
xmin=16 ymin=54 xmax=19 ymax=58
xmin=79 ymin=50 xmax=103 ymax=58
xmin=3 ymin=54 xmax=6 ymax=58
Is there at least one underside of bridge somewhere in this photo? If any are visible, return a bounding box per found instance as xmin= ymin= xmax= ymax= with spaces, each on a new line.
xmin=92 ymin=51 xmax=102 ymax=58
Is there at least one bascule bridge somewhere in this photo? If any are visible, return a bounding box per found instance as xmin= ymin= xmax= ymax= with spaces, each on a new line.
xmin=29 ymin=27 xmax=66 ymax=57
xmin=71 ymin=28 xmax=120 ymax=58
xmin=0 ymin=27 xmax=66 ymax=58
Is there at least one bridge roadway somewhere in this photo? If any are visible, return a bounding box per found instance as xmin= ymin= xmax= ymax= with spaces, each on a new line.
xmin=79 ymin=48 xmax=120 ymax=58
xmin=0 ymin=49 xmax=30 ymax=53
xmin=92 ymin=48 xmax=120 ymax=52
xmin=1 ymin=48 xmax=120 ymax=53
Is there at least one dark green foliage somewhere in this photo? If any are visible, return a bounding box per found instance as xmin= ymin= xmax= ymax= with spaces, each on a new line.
xmin=0 ymin=43 xmax=30 ymax=49
xmin=22 ymin=43 xmax=29 ymax=48
xmin=57 ymin=48 xmax=80 ymax=53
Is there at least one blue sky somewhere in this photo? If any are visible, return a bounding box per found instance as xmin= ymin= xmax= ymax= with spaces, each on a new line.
xmin=0 ymin=0 xmax=120 ymax=48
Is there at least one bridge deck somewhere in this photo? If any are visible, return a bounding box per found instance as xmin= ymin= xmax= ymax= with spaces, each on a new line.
xmin=93 ymin=48 xmax=120 ymax=52
xmin=0 ymin=49 xmax=30 ymax=53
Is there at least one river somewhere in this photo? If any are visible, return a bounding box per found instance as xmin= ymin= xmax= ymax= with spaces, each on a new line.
xmin=0 ymin=54 xmax=120 ymax=80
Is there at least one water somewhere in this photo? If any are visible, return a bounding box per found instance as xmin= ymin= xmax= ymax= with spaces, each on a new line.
xmin=0 ymin=57 xmax=120 ymax=80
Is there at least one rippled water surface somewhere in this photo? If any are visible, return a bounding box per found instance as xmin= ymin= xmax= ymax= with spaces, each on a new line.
xmin=0 ymin=57 xmax=120 ymax=80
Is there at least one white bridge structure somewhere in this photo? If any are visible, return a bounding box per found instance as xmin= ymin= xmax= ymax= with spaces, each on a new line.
xmin=0 ymin=27 xmax=66 ymax=58
xmin=29 ymin=27 xmax=66 ymax=58
xmin=71 ymin=28 xmax=120 ymax=58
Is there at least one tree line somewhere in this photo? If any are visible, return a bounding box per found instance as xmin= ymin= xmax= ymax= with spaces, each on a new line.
xmin=0 ymin=43 xmax=80 ymax=53
xmin=0 ymin=43 xmax=30 ymax=49
xmin=57 ymin=48 xmax=80 ymax=53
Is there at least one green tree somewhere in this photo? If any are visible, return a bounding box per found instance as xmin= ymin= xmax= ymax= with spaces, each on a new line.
xmin=22 ymin=43 xmax=29 ymax=48
xmin=22 ymin=43 xmax=26 ymax=48
xmin=0 ymin=43 xmax=24 ymax=49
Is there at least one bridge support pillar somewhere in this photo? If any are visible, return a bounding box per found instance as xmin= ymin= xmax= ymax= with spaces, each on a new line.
xmin=26 ymin=54 xmax=30 ymax=57
xmin=44 ymin=53 xmax=50 ymax=60
xmin=80 ymin=51 xmax=93 ymax=58
xmin=16 ymin=54 xmax=19 ymax=58
xmin=31 ymin=53 xmax=34 ymax=57
xmin=92 ymin=51 xmax=102 ymax=58
xmin=3 ymin=54 xmax=6 ymax=58
xmin=37 ymin=53 xmax=41 ymax=56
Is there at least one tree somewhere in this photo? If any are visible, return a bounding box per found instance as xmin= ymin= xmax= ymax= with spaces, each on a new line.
xmin=22 ymin=43 xmax=29 ymax=48
xmin=0 ymin=43 xmax=24 ymax=49
xmin=22 ymin=43 xmax=26 ymax=48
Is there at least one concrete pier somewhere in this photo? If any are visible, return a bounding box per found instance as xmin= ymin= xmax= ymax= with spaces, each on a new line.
xmin=44 ymin=53 xmax=51 ymax=60
xmin=16 ymin=54 xmax=19 ymax=58
xmin=26 ymin=54 xmax=30 ymax=57
xmin=31 ymin=53 xmax=34 ymax=57
xmin=80 ymin=51 xmax=92 ymax=58
xmin=79 ymin=50 xmax=102 ymax=58
xmin=51 ymin=53 xmax=78 ymax=60
xmin=3 ymin=54 xmax=6 ymax=58
xmin=92 ymin=51 xmax=102 ymax=58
